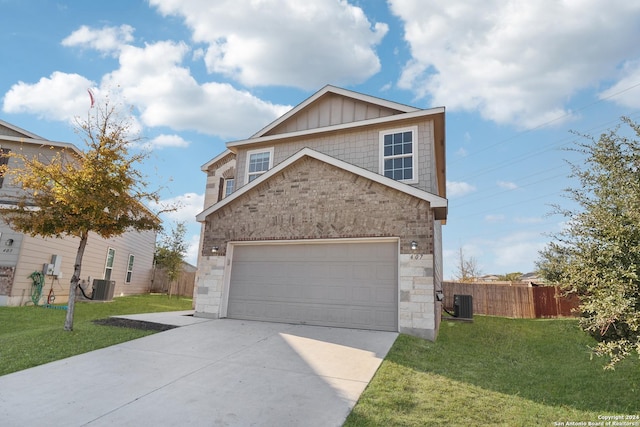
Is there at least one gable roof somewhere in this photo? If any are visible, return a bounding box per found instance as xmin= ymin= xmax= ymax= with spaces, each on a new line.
xmin=0 ymin=119 xmax=82 ymax=155
xmin=202 ymin=85 xmax=447 ymax=200
xmin=196 ymin=147 xmax=447 ymax=222
xmin=250 ymin=85 xmax=421 ymax=139
xmin=0 ymin=119 xmax=46 ymax=140
xmin=200 ymin=149 xmax=234 ymax=172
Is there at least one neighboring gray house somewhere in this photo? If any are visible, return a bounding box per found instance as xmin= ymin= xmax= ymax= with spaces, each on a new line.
xmin=195 ymin=85 xmax=447 ymax=340
xmin=0 ymin=120 xmax=157 ymax=306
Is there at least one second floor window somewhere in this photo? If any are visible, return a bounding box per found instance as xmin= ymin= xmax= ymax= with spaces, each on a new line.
xmin=380 ymin=127 xmax=417 ymax=183
xmin=224 ymin=178 xmax=235 ymax=197
xmin=247 ymin=148 xmax=273 ymax=183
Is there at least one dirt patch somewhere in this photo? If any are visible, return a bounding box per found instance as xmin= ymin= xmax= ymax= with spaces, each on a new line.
xmin=93 ymin=317 xmax=178 ymax=332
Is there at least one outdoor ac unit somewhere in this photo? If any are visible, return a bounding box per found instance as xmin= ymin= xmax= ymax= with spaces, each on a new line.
xmin=92 ymin=279 xmax=116 ymax=301
xmin=454 ymin=294 xmax=473 ymax=319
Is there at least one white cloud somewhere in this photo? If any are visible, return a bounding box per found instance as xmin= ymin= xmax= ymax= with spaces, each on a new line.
xmin=497 ymin=180 xmax=518 ymax=190
xmin=151 ymin=192 xmax=205 ymax=224
xmin=102 ymin=40 xmax=291 ymax=138
xmin=514 ymin=216 xmax=544 ymax=224
xmin=149 ymin=0 xmax=387 ymax=89
xmin=5 ymin=31 xmax=291 ymax=139
xmin=2 ymin=72 xmax=96 ymax=120
xmin=447 ymin=180 xmax=476 ymax=198
xmin=146 ymin=134 xmax=190 ymax=149
xmin=485 ymin=214 xmax=506 ymax=223
xmin=446 ymin=232 xmax=547 ymax=278
xmin=61 ymin=24 xmax=134 ymax=55
xmin=389 ymin=0 xmax=640 ymax=128
xmin=492 ymin=232 xmax=547 ymax=270
xmin=455 ymin=147 xmax=468 ymax=157
xmin=184 ymin=233 xmax=201 ymax=266
xmin=599 ymin=59 xmax=640 ymax=108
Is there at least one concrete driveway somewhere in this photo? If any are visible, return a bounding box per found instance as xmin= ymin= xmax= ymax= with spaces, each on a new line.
xmin=0 ymin=313 xmax=398 ymax=426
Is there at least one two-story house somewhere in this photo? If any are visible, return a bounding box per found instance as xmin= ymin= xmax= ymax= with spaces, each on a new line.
xmin=0 ymin=120 xmax=157 ymax=306
xmin=195 ymin=85 xmax=447 ymax=340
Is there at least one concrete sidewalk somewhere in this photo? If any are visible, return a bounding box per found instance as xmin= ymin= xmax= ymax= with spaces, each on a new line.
xmin=0 ymin=313 xmax=397 ymax=426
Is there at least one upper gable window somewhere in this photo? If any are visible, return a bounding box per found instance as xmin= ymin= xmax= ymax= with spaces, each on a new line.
xmin=380 ymin=126 xmax=418 ymax=183
xmin=246 ymin=148 xmax=274 ymax=183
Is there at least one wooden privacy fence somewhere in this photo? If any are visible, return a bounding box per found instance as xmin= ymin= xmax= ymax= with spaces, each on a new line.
xmin=442 ymin=281 xmax=580 ymax=318
xmin=150 ymin=268 xmax=196 ymax=298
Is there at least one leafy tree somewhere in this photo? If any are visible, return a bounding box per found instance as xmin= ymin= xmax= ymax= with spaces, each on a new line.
xmin=538 ymin=117 xmax=640 ymax=368
xmin=154 ymin=221 xmax=187 ymax=297
xmin=498 ymin=272 xmax=523 ymax=282
xmin=454 ymin=247 xmax=482 ymax=282
xmin=536 ymin=242 xmax=570 ymax=285
xmin=0 ymin=101 xmax=162 ymax=331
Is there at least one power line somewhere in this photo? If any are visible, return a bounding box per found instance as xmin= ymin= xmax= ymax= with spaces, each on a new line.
xmin=449 ymin=80 xmax=640 ymax=168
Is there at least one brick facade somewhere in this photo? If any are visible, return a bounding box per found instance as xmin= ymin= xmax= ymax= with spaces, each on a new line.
xmin=202 ymin=156 xmax=434 ymax=256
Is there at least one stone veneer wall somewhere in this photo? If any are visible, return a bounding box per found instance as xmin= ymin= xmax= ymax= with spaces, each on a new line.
xmin=399 ymin=254 xmax=436 ymax=340
xmin=194 ymin=255 xmax=225 ymax=317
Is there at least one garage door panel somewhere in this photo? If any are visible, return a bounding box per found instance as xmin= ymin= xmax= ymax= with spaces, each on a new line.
xmin=228 ymin=241 xmax=398 ymax=331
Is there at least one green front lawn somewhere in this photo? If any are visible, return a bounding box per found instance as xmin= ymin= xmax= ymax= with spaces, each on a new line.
xmin=0 ymin=294 xmax=192 ymax=376
xmin=345 ymin=316 xmax=640 ymax=426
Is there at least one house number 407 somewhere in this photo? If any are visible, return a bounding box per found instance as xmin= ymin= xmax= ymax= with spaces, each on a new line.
xmin=410 ymin=253 xmax=423 ymax=260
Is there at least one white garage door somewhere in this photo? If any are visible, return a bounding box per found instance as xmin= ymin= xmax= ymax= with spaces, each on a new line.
xmin=227 ymin=241 xmax=398 ymax=331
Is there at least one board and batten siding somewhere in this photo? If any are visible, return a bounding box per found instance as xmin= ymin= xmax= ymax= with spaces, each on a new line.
xmin=265 ymin=93 xmax=399 ymax=136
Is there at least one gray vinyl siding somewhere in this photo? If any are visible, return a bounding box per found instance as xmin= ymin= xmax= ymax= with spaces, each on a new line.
xmin=234 ymin=119 xmax=436 ymax=194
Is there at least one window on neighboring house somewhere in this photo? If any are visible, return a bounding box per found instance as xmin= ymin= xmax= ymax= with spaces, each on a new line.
xmin=104 ymin=248 xmax=115 ymax=281
xmin=224 ymin=178 xmax=235 ymax=197
xmin=0 ymin=148 xmax=11 ymax=188
xmin=380 ymin=127 xmax=418 ymax=183
xmin=126 ymin=254 xmax=134 ymax=283
xmin=246 ymin=148 xmax=273 ymax=183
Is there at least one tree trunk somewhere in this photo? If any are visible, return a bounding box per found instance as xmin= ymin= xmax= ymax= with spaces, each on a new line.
xmin=64 ymin=232 xmax=88 ymax=331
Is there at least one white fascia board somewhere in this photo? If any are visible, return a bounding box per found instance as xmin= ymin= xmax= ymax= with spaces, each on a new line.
xmin=0 ymin=135 xmax=82 ymax=156
xmin=195 ymin=147 xmax=447 ymax=222
xmin=229 ymin=107 xmax=445 ymax=149
xmin=201 ymin=149 xmax=233 ymax=172
xmin=250 ymin=85 xmax=421 ymax=139
xmin=0 ymin=119 xmax=46 ymax=140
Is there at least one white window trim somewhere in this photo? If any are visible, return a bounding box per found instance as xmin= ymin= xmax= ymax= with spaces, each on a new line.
xmin=378 ymin=126 xmax=419 ymax=184
xmin=245 ymin=147 xmax=274 ymax=184
xmin=224 ymin=178 xmax=235 ymax=198
xmin=125 ymin=254 xmax=134 ymax=284
xmin=104 ymin=247 xmax=116 ymax=281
